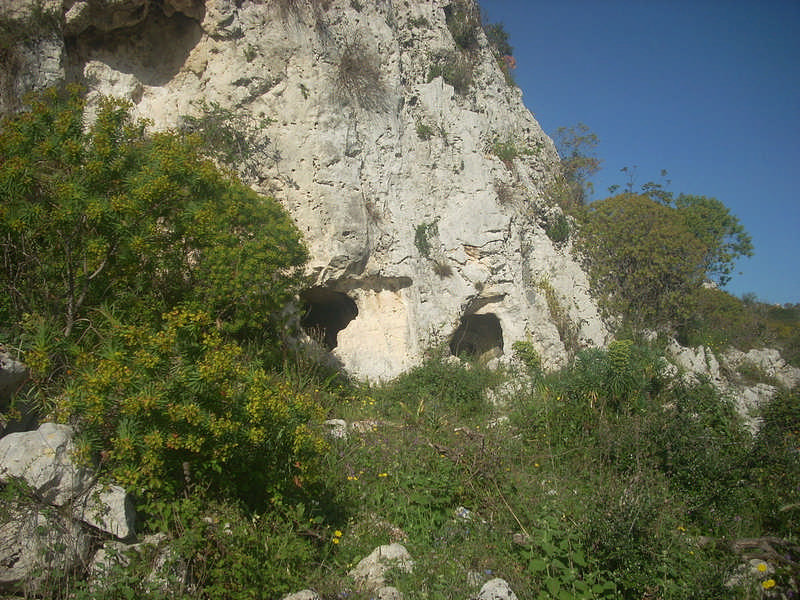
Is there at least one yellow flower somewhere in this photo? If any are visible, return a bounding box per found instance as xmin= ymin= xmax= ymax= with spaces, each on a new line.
xmin=677 ymin=525 xmax=686 ymax=532
xmin=757 ymin=562 xmax=768 ymax=573
xmin=332 ymin=538 xmax=340 ymax=545
xmin=334 ymin=530 xmax=343 ymax=537
xmin=762 ymin=579 xmax=776 ymax=590
xmin=378 ymin=472 xmax=388 ymax=477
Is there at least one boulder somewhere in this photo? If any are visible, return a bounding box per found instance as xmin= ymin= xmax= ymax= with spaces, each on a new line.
xmin=0 ymin=351 xmax=27 ymax=409
xmin=0 ymin=423 xmax=93 ymax=505
xmin=72 ymin=483 xmax=136 ymax=539
xmin=348 ymin=543 xmax=414 ymax=592
xmin=0 ymin=500 xmax=91 ymax=594
xmin=477 ymin=578 xmax=519 ymax=600
xmin=281 ymin=591 xmax=321 ymax=600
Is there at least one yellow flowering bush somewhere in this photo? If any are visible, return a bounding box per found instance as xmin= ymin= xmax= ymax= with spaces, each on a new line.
xmin=58 ymin=307 xmax=328 ymax=509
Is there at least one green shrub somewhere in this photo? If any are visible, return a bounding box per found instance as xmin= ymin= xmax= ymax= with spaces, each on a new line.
xmin=512 ymin=340 xmax=541 ymax=373
xmin=749 ymin=388 xmax=800 ymax=533
xmin=444 ymin=0 xmax=481 ymax=51
xmin=373 ymin=355 xmax=497 ymax=419
xmin=545 ymin=212 xmax=570 ymax=244
xmin=57 ymin=307 xmax=328 ymax=511
xmin=427 ymin=50 xmax=473 ymax=95
xmin=415 ymin=121 xmax=434 ymax=140
xmin=414 ymin=220 xmax=438 ymax=258
xmin=0 ymin=86 xmax=307 ymax=347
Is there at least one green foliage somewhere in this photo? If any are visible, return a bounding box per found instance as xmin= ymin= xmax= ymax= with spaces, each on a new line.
xmin=372 ymin=355 xmax=497 ymax=420
xmin=0 ymin=86 xmax=307 ymax=350
xmin=512 ymin=340 xmax=541 ymax=373
xmin=536 ymin=278 xmax=580 ymax=356
xmin=488 ymin=136 xmax=541 ymax=168
xmin=673 ymin=194 xmax=754 ymax=287
xmin=415 ymin=121 xmax=434 ymax=140
xmin=483 ymin=21 xmax=513 ymax=57
xmin=749 ymin=388 xmax=800 ymax=533
xmin=578 ymin=194 xmax=709 ymax=328
xmin=444 ymin=0 xmax=481 ymax=51
xmin=427 ymin=50 xmax=473 ymax=95
xmin=548 ymin=123 xmax=601 ymax=211
xmin=545 ymin=212 xmax=570 ymax=244
xmin=414 ymin=220 xmax=438 ymax=258
xmin=57 ymin=307 xmax=328 ymax=510
xmin=335 ymin=35 xmax=387 ymax=111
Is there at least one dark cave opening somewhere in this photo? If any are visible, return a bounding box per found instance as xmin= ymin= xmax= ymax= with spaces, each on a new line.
xmin=300 ymin=288 xmax=358 ymax=350
xmin=449 ymin=313 xmax=504 ymax=358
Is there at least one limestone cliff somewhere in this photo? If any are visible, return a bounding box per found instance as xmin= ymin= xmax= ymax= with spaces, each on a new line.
xmin=0 ymin=0 xmax=608 ymax=379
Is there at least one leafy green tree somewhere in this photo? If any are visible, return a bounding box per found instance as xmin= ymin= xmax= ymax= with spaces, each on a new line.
xmin=673 ymin=193 xmax=753 ymax=286
xmin=579 ymin=194 xmax=708 ymax=327
xmin=0 ymin=86 xmax=307 ymax=342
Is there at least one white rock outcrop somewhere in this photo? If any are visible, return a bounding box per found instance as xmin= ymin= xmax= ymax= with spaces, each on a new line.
xmin=0 ymin=502 xmax=92 ymax=594
xmin=348 ymin=543 xmax=414 ymax=592
xmin=1 ymin=0 xmax=609 ymax=380
xmin=0 ymin=422 xmax=94 ymax=506
xmin=477 ymin=578 xmax=519 ymax=600
xmin=0 ymin=423 xmax=136 ymax=537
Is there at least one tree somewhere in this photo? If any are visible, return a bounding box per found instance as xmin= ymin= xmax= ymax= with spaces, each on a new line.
xmin=548 ymin=123 xmax=601 ymax=210
xmin=579 ymin=194 xmax=708 ymax=328
xmin=673 ymin=194 xmax=753 ymax=287
xmin=0 ymin=86 xmax=308 ymax=342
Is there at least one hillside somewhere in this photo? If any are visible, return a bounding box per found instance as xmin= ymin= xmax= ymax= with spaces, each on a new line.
xmin=0 ymin=1 xmax=798 ymax=599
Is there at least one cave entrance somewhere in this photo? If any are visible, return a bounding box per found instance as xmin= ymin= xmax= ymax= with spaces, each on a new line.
xmin=449 ymin=313 xmax=504 ymax=358
xmin=300 ymin=288 xmax=358 ymax=350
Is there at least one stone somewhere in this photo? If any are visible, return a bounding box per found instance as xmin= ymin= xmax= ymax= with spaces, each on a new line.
xmin=0 ymin=500 xmax=91 ymax=594
xmin=72 ymin=483 xmax=136 ymax=539
xmin=89 ymin=533 xmax=187 ymax=594
xmin=323 ymin=419 xmax=348 ymax=440
xmin=0 ymin=351 xmax=27 ymax=409
xmin=477 ymin=578 xmax=519 ymax=600
xmin=722 ymin=347 xmax=800 ymax=389
xmin=281 ymin=591 xmax=321 ymax=600
xmin=348 ymin=543 xmax=414 ymax=592
xmin=667 ymin=340 xmax=721 ymax=383
xmin=376 ymin=586 xmax=404 ymax=600
xmin=0 ymin=423 xmax=93 ymax=506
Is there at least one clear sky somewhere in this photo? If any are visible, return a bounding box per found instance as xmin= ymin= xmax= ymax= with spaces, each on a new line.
xmin=480 ymin=0 xmax=800 ymax=305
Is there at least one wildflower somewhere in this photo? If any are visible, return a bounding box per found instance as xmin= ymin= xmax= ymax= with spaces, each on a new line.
xmin=378 ymin=472 xmax=388 ymax=477
xmin=534 ymin=463 xmax=540 ymax=468
xmin=757 ymin=562 xmax=768 ymax=573
xmin=762 ymin=579 xmax=776 ymax=590
xmin=677 ymin=525 xmax=686 ymax=532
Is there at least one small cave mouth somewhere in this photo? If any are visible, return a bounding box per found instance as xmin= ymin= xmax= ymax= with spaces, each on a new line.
xmin=300 ymin=288 xmax=358 ymax=350
xmin=449 ymin=313 xmax=504 ymax=359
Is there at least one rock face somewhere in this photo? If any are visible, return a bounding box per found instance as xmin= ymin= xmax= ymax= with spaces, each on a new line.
xmin=0 ymin=423 xmax=136 ymax=593
xmin=0 ymin=0 xmax=608 ymax=380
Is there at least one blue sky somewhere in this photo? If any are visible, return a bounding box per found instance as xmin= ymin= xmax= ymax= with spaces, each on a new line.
xmin=481 ymin=0 xmax=800 ymax=305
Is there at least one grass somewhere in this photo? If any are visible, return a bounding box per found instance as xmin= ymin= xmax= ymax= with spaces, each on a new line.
xmin=335 ymin=35 xmax=387 ymax=111
xmin=6 ymin=345 xmax=799 ymax=599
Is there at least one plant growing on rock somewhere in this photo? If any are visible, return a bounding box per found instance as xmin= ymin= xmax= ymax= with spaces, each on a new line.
xmin=427 ymin=50 xmax=473 ymax=95
xmin=444 ymin=0 xmax=481 ymax=51
xmin=335 ymin=34 xmax=387 ymax=111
